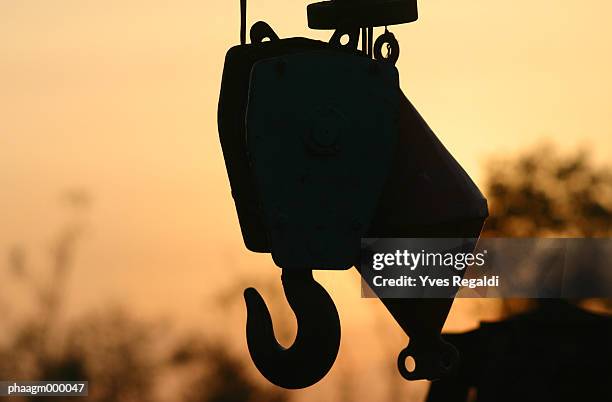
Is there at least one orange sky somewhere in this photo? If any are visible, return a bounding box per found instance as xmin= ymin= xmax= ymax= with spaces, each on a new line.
xmin=0 ymin=2 xmax=611 ymax=399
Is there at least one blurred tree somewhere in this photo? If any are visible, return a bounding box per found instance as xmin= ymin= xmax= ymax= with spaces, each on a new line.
xmin=171 ymin=336 xmax=288 ymax=402
xmin=0 ymin=191 xmax=159 ymax=402
xmin=483 ymin=143 xmax=611 ymax=237
xmin=64 ymin=309 xmax=162 ymax=402
xmin=0 ymin=190 xmax=288 ymax=402
xmin=0 ymin=190 xmax=89 ymax=386
xmin=481 ymin=144 xmax=611 ymax=315
xmin=427 ymin=145 xmax=612 ymax=402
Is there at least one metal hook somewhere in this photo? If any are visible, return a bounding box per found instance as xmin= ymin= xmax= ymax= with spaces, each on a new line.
xmin=244 ymin=269 xmax=341 ymax=389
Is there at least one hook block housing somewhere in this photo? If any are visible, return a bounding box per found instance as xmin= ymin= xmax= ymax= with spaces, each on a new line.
xmin=218 ymin=33 xmax=488 ymax=271
xmin=246 ymin=51 xmax=400 ymax=269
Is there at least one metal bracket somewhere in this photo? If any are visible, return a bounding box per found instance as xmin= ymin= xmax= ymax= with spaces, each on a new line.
xmin=308 ymin=0 xmax=418 ymax=30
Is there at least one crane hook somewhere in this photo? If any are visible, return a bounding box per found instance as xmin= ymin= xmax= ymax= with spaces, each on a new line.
xmin=244 ymin=269 xmax=341 ymax=389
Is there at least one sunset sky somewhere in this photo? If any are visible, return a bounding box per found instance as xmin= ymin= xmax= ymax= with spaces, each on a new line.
xmin=1 ymin=1 xmax=611 ymax=399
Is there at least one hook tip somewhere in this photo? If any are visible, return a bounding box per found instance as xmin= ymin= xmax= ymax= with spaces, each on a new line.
xmin=243 ymin=287 xmax=270 ymax=321
xmin=243 ymin=286 xmax=258 ymax=301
